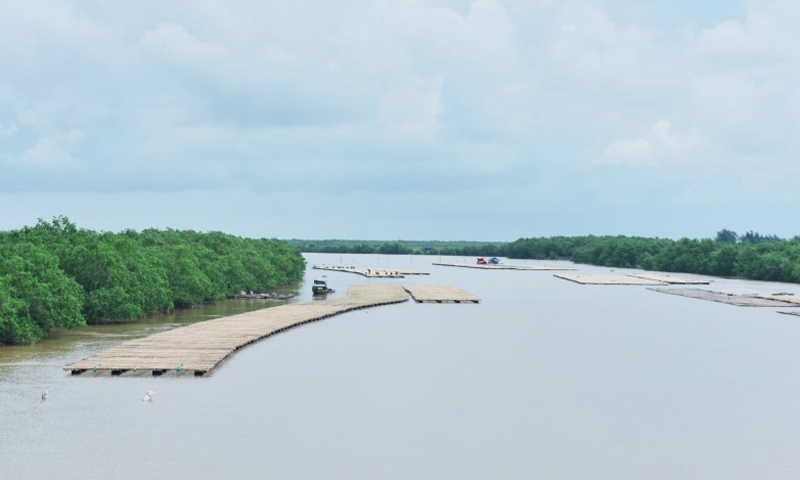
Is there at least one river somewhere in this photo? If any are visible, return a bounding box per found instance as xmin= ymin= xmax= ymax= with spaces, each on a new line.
xmin=2 ymin=253 xmax=800 ymax=479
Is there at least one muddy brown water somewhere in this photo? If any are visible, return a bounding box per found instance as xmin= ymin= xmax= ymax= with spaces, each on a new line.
xmin=3 ymin=253 xmax=800 ymax=479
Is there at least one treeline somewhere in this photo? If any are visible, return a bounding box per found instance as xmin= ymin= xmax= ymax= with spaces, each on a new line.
xmin=0 ymin=217 xmax=306 ymax=345
xmin=506 ymin=230 xmax=800 ymax=282
xmin=291 ymin=231 xmax=800 ymax=285
xmin=288 ymin=239 xmax=505 ymax=256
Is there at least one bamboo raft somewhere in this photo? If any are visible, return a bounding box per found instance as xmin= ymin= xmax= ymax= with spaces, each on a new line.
xmin=626 ymin=273 xmax=711 ymax=285
xmin=554 ymin=273 xmax=666 ymax=285
xmin=312 ymin=265 xmax=430 ymax=278
xmin=65 ymin=284 xmax=479 ymax=377
xmin=753 ymin=293 xmax=800 ymax=305
xmin=403 ymin=285 xmax=480 ymax=303
xmin=648 ymin=288 xmax=800 ymax=307
xmin=433 ymin=262 xmax=574 ymax=271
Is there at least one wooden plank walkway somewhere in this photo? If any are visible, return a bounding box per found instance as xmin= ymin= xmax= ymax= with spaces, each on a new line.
xmin=65 ymin=285 xmax=410 ymax=377
xmin=433 ymin=262 xmax=574 ymax=271
xmin=403 ymin=285 xmax=480 ymax=303
xmin=626 ymin=273 xmax=711 ymax=285
xmin=753 ymin=293 xmax=800 ymax=305
xmin=648 ymin=288 xmax=800 ymax=307
xmin=554 ymin=273 xmax=665 ymax=285
xmin=312 ymin=265 xmax=430 ymax=278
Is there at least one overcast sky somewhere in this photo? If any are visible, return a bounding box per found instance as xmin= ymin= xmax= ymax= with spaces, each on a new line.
xmin=1 ymin=0 xmax=797 ymax=241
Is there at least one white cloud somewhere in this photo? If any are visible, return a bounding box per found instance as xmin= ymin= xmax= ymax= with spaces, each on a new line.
xmin=380 ymin=75 xmax=444 ymax=138
xmin=140 ymin=22 xmax=227 ymax=66
xmin=0 ymin=122 xmax=18 ymax=136
xmin=599 ymin=121 xmax=704 ymax=167
xmin=3 ymin=0 xmax=800 ymax=239
xmin=4 ymin=129 xmax=84 ymax=169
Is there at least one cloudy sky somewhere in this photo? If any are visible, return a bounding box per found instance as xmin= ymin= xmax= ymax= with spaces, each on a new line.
xmin=1 ymin=0 xmax=798 ymax=241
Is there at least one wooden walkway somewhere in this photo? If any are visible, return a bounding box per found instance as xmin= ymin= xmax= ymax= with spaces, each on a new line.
xmin=753 ymin=293 xmax=800 ymax=305
xmin=626 ymin=273 xmax=711 ymax=285
xmin=65 ymin=285 xmax=410 ymax=377
xmin=312 ymin=265 xmax=430 ymax=278
xmin=65 ymin=283 xmax=480 ymax=377
xmin=433 ymin=262 xmax=574 ymax=271
xmin=648 ymin=288 xmax=800 ymax=307
xmin=554 ymin=273 xmax=665 ymax=285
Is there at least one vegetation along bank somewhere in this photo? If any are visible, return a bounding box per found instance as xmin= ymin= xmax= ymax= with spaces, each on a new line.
xmin=292 ymin=229 xmax=800 ymax=284
xmin=0 ymin=217 xmax=306 ymax=345
xmin=4 ymin=220 xmax=798 ymax=345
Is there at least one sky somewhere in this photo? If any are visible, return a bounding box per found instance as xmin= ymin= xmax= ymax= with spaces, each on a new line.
xmin=1 ymin=0 xmax=798 ymax=241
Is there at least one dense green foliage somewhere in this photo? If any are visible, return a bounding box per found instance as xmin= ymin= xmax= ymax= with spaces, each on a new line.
xmin=506 ymin=231 xmax=800 ymax=282
xmin=0 ymin=217 xmax=305 ymax=344
xmin=5 ymin=221 xmax=798 ymax=344
xmin=293 ymin=230 xmax=800 ymax=285
xmin=288 ymin=239 xmax=505 ymax=256
xmin=0 ymin=241 xmax=84 ymax=344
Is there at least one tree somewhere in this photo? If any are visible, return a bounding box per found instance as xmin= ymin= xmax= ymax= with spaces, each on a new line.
xmin=0 ymin=277 xmax=32 ymax=344
xmin=0 ymin=242 xmax=85 ymax=344
xmin=715 ymin=229 xmax=738 ymax=244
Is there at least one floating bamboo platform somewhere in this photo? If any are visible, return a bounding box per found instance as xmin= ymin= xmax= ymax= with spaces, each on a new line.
xmin=403 ymin=285 xmax=481 ymax=303
xmin=554 ymin=273 xmax=665 ymax=285
xmin=433 ymin=262 xmax=574 ymax=271
xmin=65 ymin=283 xmax=480 ymax=377
xmin=65 ymin=285 xmax=411 ymax=377
xmin=626 ymin=273 xmax=711 ymax=285
xmin=779 ymin=311 xmax=800 ymax=317
xmin=648 ymin=288 xmax=800 ymax=307
xmin=752 ymin=293 xmax=800 ymax=305
xmin=312 ymin=265 xmax=430 ymax=278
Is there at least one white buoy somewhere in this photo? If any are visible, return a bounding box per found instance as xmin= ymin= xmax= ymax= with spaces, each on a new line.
xmin=143 ymin=390 xmax=154 ymax=402
xmin=41 ymin=389 xmax=49 ymax=400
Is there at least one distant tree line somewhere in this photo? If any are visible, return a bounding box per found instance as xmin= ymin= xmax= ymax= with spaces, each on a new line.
xmin=505 ymin=230 xmax=800 ymax=283
xmin=288 ymin=239 xmax=505 ymax=257
xmin=0 ymin=217 xmax=306 ymax=345
xmin=292 ymin=230 xmax=800 ymax=285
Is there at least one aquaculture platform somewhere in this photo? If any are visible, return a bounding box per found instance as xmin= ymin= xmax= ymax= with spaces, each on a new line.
xmin=626 ymin=273 xmax=711 ymax=285
xmin=554 ymin=273 xmax=665 ymax=285
xmin=648 ymin=288 xmax=800 ymax=307
xmin=312 ymin=265 xmax=430 ymax=278
xmin=65 ymin=283 xmax=479 ymax=377
xmin=752 ymin=293 xmax=800 ymax=305
xmin=433 ymin=262 xmax=573 ymax=271
xmin=403 ymin=285 xmax=480 ymax=303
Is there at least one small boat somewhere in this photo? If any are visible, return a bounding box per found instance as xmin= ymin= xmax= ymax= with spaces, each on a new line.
xmin=312 ymin=280 xmax=335 ymax=295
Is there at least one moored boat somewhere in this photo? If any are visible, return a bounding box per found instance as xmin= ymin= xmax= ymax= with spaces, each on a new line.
xmin=312 ymin=279 xmax=335 ymax=294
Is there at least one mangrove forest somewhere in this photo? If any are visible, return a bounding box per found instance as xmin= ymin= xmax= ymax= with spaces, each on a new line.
xmin=293 ymin=230 xmax=800 ymax=284
xmin=0 ymin=217 xmax=306 ymax=345
xmin=5 ymin=219 xmax=800 ymax=345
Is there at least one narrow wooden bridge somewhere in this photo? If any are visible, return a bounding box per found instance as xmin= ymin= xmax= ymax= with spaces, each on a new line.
xmin=65 ymin=284 xmax=479 ymax=377
xmin=65 ymin=285 xmax=409 ymax=377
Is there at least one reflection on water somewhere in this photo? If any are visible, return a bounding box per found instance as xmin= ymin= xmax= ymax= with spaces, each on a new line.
xmin=3 ymin=253 xmax=800 ymax=480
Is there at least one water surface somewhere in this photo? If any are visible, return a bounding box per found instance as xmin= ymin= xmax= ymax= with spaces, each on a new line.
xmin=2 ymin=254 xmax=800 ymax=479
